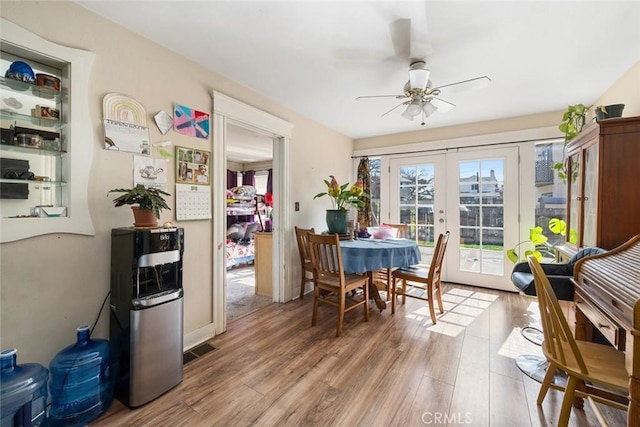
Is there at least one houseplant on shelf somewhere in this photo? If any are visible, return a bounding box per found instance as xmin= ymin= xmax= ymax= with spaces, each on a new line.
xmin=314 ymin=175 xmax=368 ymax=234
xmin=108 ymin=184 xmax=171 ymax=227
xmin=594 ymin=104 xmax=625 ymax=121
xmin=551 ymin=103 xmax=591 ymax=182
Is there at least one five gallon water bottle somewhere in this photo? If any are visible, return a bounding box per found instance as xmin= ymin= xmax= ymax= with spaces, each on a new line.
xmin=48 ymin=325 xmax=114 ymax=427
xmin=0 ymin=348 xmax=48 ymax=427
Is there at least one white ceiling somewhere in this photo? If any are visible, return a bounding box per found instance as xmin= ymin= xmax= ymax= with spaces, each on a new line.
xmin=227 ymin=124 xmax=273 ymax=163
xmin=77 ymin=1 xmax=640 ymax=140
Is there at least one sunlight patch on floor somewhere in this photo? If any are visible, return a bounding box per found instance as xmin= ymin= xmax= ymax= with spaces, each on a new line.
xmin=497 ymin=327 xmax=543 ymax=359
xmin=407 ymin=289 xmax=499 ymax=337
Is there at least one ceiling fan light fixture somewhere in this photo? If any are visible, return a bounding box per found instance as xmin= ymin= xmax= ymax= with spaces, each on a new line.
xmin=401 ymin=107 xmax=414 ymax=120
xmin=408 ymin=67 xmax=430 ymax=90
xmin=406 ymin=97 xmax=423 ymax=117
xmin=423 ymin=101 xmax=438 ymax=118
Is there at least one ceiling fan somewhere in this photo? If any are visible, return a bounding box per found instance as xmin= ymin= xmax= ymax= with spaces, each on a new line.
xmin=355 ymin=18 xmax=491 ymax=125
xmin=357 ymin=61 xmax=491 ymax=125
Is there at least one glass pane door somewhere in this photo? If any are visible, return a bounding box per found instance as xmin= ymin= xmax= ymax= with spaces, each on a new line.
xmin=445 ymin=148 xmax=518 ymax=290
xmin=457 ymin=159 xmax=505 ymax=274
xmin=389 ymin=147 xmax=518 ymax=291
xmin=390 ymin=155 xmax=446 ymax=265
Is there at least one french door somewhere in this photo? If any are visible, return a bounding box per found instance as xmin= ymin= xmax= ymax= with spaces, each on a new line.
xmin=389 ymin=147 xmax=518 ymax=291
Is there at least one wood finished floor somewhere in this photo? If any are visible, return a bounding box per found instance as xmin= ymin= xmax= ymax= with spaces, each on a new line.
xmin=92 ymin=283 xmax=627 ymax=426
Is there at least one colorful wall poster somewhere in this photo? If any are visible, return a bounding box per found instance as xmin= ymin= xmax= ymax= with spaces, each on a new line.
xmin=173 ymin=104 xmax=210 ymax=139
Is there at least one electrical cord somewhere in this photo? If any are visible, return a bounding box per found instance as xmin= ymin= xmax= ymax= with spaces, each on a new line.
xmin=90 ymin=291 xmax=111 ymax=337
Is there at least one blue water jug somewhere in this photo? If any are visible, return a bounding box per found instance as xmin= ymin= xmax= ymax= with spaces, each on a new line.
xmin=48 ymin=326 xmax=114 ymax=427
xmin=0 ymin=348 xmax=48 ymax=427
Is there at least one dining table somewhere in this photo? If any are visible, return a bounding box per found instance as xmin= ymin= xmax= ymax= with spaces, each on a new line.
xmin=339 ymin=237 xmax=421 ymax=311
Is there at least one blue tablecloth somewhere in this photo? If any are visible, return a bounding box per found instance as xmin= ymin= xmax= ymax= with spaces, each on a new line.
xmin=339 ymin=238 xmax=421 ymax=274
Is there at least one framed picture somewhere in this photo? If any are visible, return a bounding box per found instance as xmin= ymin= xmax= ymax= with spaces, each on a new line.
xmin=176 ymin=146 xmax=210 ymax=185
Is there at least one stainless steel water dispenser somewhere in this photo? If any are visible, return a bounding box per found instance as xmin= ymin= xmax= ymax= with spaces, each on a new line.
xmin=110 ymin=227 xmax=184 ymax=408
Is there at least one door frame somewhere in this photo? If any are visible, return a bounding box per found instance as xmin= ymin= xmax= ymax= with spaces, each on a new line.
xmin=212 ymin=91 xmax=293 ymax=334
xmin=443 ymin=146 xmax=519 ymax=290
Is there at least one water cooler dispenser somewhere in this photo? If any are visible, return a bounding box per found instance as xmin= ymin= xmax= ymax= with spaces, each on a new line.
xmin=110 ymin=227 xmax=184 ymax=408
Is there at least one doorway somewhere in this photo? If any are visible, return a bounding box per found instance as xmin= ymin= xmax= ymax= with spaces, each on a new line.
xmin=389 ymin=146 xmax=519 ymax=291
xmin=225 ymin=123 xmax=274 ymax=322
xmin=212 ymin=91 xmax=293 ymax=335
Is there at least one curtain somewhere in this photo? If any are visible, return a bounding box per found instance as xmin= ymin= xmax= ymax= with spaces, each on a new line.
xmin=226 ymin=169 xmax=237 ymax=189
xmin=357 ymin=157 xmax=372 ymax=228
xmin=266 ymin=168 xmax=273 ymax=194
xmin=243 ymin=170 xmax=255 ymax=186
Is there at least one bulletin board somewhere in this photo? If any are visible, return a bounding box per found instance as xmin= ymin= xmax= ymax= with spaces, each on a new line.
xmin=176 ymin=146 xmax=210 ymax=185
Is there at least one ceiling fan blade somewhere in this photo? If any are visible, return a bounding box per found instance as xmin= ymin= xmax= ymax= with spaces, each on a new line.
xmin=433 ymin=76 xmax=492 ymax=94
xmin=430 ymin=97 xmax=456 ymax=113
xmin=381 ymin=101 xmax=409 ymax=118
xmin=389 ymin=18 xmax=411 ymax=60
xmin=356 ymin=94 xmax=405 ymax=100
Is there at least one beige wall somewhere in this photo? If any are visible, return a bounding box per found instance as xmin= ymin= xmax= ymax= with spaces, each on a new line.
xmin=592 ymin=60 xmax=640 ymax=118
xmin=0 ymin=2 xmax=352 ymax=366
xmin=1 ymin=2 xmax=637 ymax=367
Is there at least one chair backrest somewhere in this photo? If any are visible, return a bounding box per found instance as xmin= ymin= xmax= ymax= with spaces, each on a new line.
xmin=527 ymin=255 xmax=588 ymax=374
xmin=294 ymin=226 xmax=315 ymax=265
xmin=566 ymin=246 xmax=607 ymax=270
xmin=382 ymin=223 xmax=408 ymax=239
xmin=308 ymin=233 xmax=345 ymax=288
xmin=429 ymin=231 xmax=450 ymax=282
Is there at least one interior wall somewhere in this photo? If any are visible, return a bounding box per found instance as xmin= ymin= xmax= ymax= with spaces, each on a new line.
xmin=591 ymin=60 xmax=640 ymax=118
xmin=354 ymin=111 xmax=563 ymax=150
xmin=0 ymin=2 xmax=353 ymax=366
xmin=2 ymin=2 xmax=635 ymax=367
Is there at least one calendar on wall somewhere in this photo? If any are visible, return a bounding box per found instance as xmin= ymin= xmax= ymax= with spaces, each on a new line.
xmin=176 ymin=184 xmax=211 ymax=220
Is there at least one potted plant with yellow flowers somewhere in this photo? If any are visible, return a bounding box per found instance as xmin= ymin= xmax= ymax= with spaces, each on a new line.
xmin=314 ymin=175 xmax=368 ymax=234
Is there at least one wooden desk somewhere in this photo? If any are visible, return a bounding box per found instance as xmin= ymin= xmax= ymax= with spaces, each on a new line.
xmin=573 ymin=274 xmax=640 ymax=427
xmin=254 ymin=232 xmax=272 ymax=298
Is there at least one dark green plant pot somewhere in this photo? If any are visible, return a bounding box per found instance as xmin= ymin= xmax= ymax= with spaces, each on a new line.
xmin=595 ymin=104 xmax=625 ymax=121
xmin=326 ymin=209 xmax=348 ymax=234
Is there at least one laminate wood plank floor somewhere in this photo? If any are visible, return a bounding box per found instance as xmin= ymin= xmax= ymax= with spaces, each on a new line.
xmin=92 ymin=283 xmax=627 ymax=426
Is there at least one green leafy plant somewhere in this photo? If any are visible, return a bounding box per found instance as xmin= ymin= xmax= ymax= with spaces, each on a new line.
xmin=506 ymin=218 xmax=577 ymax=263
xmin=314 ymin=175 xmax=368 ymax=212
xmin=553 ymin=104 xmax=591 ymax=181
xmin=559 ymin=104 xmax=591 ymax=142
xmin=108 ymin=184 xmax=171 ymax=219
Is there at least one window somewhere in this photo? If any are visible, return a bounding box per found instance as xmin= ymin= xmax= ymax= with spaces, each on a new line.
xmin=534 ymin=141 xmax=567 ymax=250
xmin=254 ymin=171 xmax=268 ymax=195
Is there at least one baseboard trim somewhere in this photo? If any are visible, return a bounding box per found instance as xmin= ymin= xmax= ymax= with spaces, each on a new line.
xmin=183 ymin=322 xmax=216 ymax=352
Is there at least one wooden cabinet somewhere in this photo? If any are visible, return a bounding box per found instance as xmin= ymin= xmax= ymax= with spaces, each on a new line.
xmin=565 ymin=116 xmax=640 ymax=250
xmin=254 ymin=231 xmax=272 ymax=297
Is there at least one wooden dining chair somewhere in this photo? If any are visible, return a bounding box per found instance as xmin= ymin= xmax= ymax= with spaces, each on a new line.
xmin=294 ymin=226 xmax=315 ymax=299
xmin=391 ymin=231 xmax=450 ymax=324
xmin=527 ymin=255 xmax=628 ymax=426
xmin=308 ymin=233 xmax=369 ymax=337
xmin=371 ymin=223 xmax=409 ymax=300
